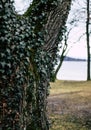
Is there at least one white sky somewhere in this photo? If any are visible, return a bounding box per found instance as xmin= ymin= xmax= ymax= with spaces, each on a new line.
xmin=66 ymin=0 xmax=91 ymax=59
xmin=14 ymin=0 xmax=91 ymax=59
xmin=66 ymin=23 xmax=87 ymax=59
xmin=14 ymin=0 xmax=32 ymax=14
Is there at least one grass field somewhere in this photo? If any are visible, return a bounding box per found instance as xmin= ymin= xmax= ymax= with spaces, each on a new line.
xmin=48 ymin=80 xmax=91 ymax=130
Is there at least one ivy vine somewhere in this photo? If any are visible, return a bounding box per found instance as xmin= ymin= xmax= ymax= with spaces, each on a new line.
xmin=0 ymin=0 xmax=71 ymax=130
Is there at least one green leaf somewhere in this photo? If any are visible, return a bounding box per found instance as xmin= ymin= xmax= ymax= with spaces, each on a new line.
xmin=0 ymin=61 xmax=6 ymax=68
xmin=6 ymin=48 xmax=10 ymax=54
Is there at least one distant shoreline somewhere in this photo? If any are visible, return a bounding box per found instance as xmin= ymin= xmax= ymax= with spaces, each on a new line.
xmin=64 ymin=56 xmax=87 ymax=62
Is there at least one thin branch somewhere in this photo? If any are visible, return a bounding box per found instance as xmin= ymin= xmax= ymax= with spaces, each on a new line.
xmin=73 ymin=32 xmax=86 ymax=45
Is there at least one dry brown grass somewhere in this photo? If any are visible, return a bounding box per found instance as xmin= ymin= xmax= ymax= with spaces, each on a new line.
xmin=48 ymin=80 xmax=91 ymax=130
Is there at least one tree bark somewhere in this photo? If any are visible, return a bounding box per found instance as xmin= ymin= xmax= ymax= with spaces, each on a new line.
xmin=43 ymin=0 xmax=72 ymax=55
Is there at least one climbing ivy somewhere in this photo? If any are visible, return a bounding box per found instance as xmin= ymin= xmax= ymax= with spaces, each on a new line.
xmin=0 ymin=1 xmax=31 ymax=129
xmin=0 ymin=0 xmax=71 ymax=130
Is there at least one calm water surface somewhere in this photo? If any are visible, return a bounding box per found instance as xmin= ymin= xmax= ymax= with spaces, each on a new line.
xmin=56 ymin=61 xmax=91 ymax=81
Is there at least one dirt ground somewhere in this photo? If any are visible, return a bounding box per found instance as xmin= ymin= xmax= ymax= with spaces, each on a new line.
xmin=47 ymin=80 xmax=91 ymax=130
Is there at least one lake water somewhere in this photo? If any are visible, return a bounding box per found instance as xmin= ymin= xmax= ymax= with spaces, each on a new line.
xmin=56 ymin=61 xmax=91 ymax=81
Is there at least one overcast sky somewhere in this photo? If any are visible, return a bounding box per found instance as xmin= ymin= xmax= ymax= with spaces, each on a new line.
xmin=63 ymin=0 xmax=91 ymax=59
xmin=14 ymin=0 xmax=32 ymax=14
xmin=66 ymin=0 xmax=87 ymax=59
xmin=14 ymin=0 xmax=91 ymax=59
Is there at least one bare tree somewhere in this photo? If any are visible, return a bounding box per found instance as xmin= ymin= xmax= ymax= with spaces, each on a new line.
xmin=64 ymin=0 xmax=91 ymax=80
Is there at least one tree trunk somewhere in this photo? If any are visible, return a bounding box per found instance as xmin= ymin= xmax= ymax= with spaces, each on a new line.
xmin=25 ymin=0 xmax=72 ymax=129
xmin=0 ymin=0 xmax=72 ymax=130
xmin=86 ymin=0 xmax=90 ymax=80
xmin=43 ymin=0 xmax=72 ymax=54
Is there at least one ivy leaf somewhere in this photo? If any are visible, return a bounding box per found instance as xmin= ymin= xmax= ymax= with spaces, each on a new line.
xmin=0 ymin=61 xmax=6 ymax=68
xmin=6 ymin=48 xmax=10 ymax=54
